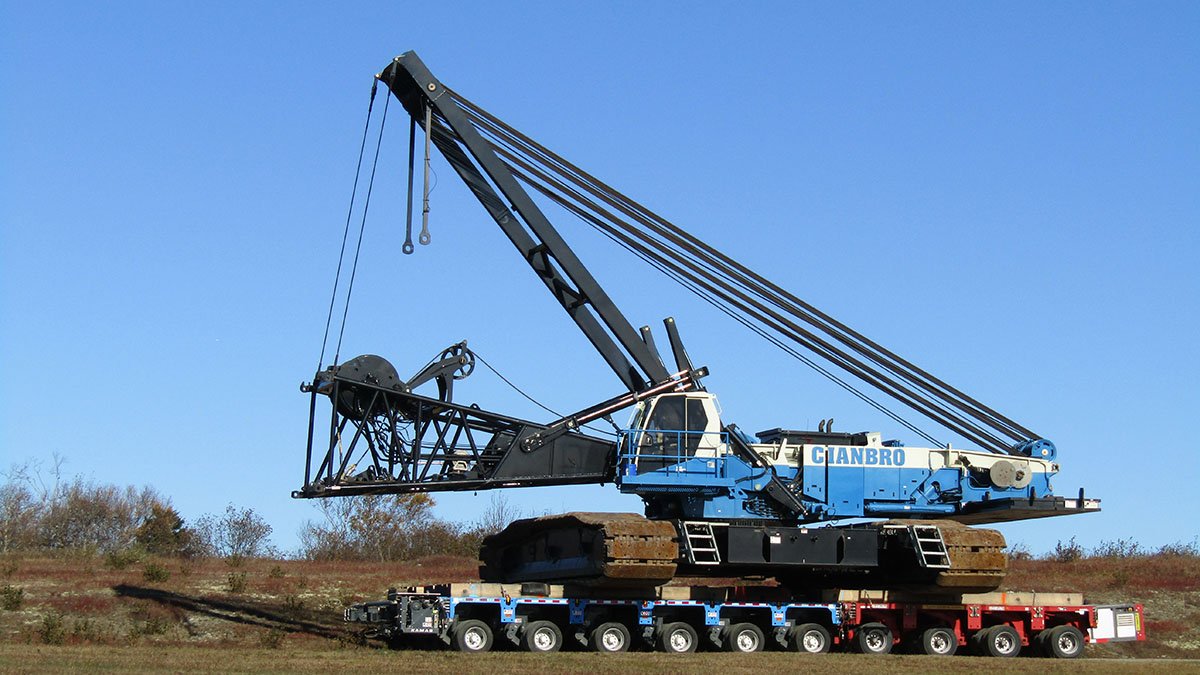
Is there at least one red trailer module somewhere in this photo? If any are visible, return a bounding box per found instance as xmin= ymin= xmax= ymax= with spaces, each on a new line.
xmin=838 ymin=590 xmax=1144 ymax=658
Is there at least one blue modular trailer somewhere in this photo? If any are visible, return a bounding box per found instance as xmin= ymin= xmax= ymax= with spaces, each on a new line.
xmin=344 ymin=582 xmax=1144 ymax=658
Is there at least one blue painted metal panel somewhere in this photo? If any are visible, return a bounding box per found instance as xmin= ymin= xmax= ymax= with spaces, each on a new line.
xmin=617 ymin=428 xmax=1060 ymax=523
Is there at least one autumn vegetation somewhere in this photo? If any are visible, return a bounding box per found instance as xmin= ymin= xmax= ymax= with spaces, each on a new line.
xmin=0 ymin=459 xmax=518 ymax=564
xmin=1 ymin=460 xmax=1197 ymax=667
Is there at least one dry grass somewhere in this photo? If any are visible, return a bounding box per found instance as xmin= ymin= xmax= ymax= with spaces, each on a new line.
xmin=1006 ymin=555 xmax=1200 ymax=594
xmin=0 ymin=550 xmax=1196 ymax=662
xmin=0 ymin=645 xmax=1196 ymax=674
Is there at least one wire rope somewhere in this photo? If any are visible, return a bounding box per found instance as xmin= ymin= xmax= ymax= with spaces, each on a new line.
xmin=317 ymin=80 xmax=378 ymax=373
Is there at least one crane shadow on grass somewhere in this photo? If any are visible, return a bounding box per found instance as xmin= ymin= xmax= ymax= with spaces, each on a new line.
xmin=112 ymin=584 xmax=377 ymax=646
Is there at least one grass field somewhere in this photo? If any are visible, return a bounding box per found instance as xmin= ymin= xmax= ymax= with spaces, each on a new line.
xmin=2 ymin=645 xmax=1198 ymax=674
xmin=1 ymin=550 xmax=1198 ymax=668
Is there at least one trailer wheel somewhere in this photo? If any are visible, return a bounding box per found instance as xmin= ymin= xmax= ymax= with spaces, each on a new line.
xmin=452 ymin=619 xmax=494 ymax=653
xmin=789 ymin=623 xmax=831 ymax=654
xmin=590 ymin=621 xmax=631 ymax=653
xmin=853 ymin=622 xmax=893 ymax=655
xmin=918 ymin=626 xmax=958 ymax=656
xmin=1043 ymin=625 xmax=1084 ymax=659
xmin=521 ymin=620 xmax=563 ymax=653
xmin=657 ymin=622 xmax=699 ymax=653
xmin=980 ymin=625 xmax=1021 ymax=657
xmin=723 ymin=622 xmax=765 ymax=653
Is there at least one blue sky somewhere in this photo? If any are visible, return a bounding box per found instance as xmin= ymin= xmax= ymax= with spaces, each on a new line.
xmin=3 ymin=2 xmax=1197 ymax=555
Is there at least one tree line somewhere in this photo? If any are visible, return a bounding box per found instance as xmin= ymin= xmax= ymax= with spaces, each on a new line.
xmin=0 ymin=460 xmax=520 ymax=561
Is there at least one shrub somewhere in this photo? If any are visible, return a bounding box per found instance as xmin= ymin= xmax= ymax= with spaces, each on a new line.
xmin=299 ymin=492 xmax=482 ymax=561
xmin=135 ymin=503 xmax=200 ymax=557
xmin=0 ymin=482 xmax=39 ymax=553
xmin=40 ymin=612 xmax=65 ymax=645
xmin=268 ymin=564 xmax=285 ymax=579
xmin=260 ymin=629 xmax=286 ymax=649
xmin=1049 ymin=536 xmax=1083 ymax=563
xmin=142 ymin=561 xmax=170 ymax=583
xmin=1093 ymin=538 xmax=1141 ymax=559
xmin=1156 ymin=537 xmax=1200 ymax=558
xmin=1006 ymin=541 xmax=1033 ymax=561
xmin=105 ymin=547 xmax=143 ymax=570
xmin=283 ymin=594 xmax=304 ymax=615
xmin=1 ymin=584 xmax=23 ymax=610
xmin=71 ymin=617 xmax=106 ymax=643
xmin=1108 ymin=568 xmax=1130 ymax=588
xmin=105 ymin=547 xmax=144 ymax=570
xmin=194 ymin=504 xmax=274 ymax=559
xmin=2 ymin=460 xmax=195 ymax=557
xmin=128 ymin=615 xmax=170 ymax=639
xmin=225 ymin=571 xmax=248 ymax=594
xmin=40 ymin=480 xmax=167 ymax=553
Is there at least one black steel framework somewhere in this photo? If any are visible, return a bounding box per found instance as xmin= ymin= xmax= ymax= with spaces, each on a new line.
xmin=298 ymin=354 xmax=615 ymax=498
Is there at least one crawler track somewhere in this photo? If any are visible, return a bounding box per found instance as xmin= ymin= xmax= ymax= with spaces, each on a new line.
xmin=928 ymin=520 xmax=1009 ymax=590
xmin=479 ymin=512 xmax=678 ymax=587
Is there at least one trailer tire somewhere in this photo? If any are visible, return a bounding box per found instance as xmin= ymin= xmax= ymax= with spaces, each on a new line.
xmin=918 ymin=626 xmax=958 ymax=656
xmin=968 ymin=627 xmax=989 ymax=654
xmin=1043 ymin=625 xmax=1085 ymax=659
xmin=590 ymin=621 xmax=631 ymax=653
xmin=1033 ymin=627 xmax=1053 ymax=656
xmin=452 ymin=619 xmax=494 ymax=653
xmin=723 ymin=622 xmax=765 ymax=653
xmin=657 ymin=622 xmax=699 ymax=653
xmin=789 ymin=622 xmax=831 ymax=654
xmin=980 ymin=625 xmax=1021 ymax=658
xmin=853 ymin=622 xmax=893 ymax=655
xmin=521 ymin=620 xmax=563 ymax=653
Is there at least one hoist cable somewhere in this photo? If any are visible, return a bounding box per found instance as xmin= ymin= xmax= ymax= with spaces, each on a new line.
xmin=317 ymin=80 xmax=378 ymax=373
xmin=333 ymin=87 xmax=391 ymax=366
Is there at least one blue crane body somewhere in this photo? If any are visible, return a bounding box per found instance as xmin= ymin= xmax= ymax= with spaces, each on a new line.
xmin=615 ymin=393 xmax=1060 ymax=522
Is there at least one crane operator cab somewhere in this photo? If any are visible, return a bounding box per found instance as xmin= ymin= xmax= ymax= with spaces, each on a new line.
xmin=619 ymin=393 xmax=728 ymax=474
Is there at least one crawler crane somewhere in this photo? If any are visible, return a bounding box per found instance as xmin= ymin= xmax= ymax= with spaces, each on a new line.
xmin=299 ymin=51 xmax=1099 ymax=595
